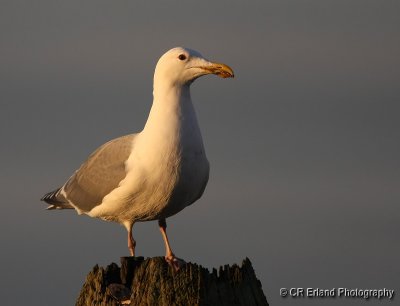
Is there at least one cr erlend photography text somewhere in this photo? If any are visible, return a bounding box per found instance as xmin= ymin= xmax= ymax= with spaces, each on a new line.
xmin=280 ymin=287 xmax=395 ymax=300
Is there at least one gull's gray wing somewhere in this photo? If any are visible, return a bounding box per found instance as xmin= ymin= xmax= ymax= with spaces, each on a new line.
xmin=41 ymin=134 xmax=136 ymax=212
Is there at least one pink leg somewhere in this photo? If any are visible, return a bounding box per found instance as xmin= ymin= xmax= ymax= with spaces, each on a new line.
xmin=124 ymin=221 xmax=136 ymax=256
xmin=158 ymin=219 xmax=186 ymax=271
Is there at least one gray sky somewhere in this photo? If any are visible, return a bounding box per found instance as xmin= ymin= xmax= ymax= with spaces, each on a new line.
xmin=1 ymin=1 xmax=399 ymax=305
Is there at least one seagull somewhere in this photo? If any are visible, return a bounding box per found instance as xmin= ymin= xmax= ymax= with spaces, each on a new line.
xmin=41 ymin=47 xmax=234 ymax=269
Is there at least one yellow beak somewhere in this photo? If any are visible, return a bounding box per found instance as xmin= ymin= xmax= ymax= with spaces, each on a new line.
xmin=200 ymin=62 xmax=234 ymax=78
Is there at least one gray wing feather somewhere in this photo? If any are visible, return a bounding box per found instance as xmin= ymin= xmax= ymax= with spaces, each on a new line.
xmin=63 ymin=134 xmax=136 ymax=212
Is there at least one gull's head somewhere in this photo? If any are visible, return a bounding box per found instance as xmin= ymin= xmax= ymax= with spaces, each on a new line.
xmin=154 ymin=47 xmax=234 ymax=87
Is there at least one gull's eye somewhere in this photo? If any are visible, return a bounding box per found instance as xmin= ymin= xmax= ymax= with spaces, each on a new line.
xmin=178 ymin=54 xmax=187 ymax=61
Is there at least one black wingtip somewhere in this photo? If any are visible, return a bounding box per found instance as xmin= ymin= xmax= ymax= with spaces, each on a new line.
xmin=41 ymin=188 xmax=63 ymax=204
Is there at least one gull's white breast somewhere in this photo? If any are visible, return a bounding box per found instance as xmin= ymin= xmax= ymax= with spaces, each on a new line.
xmin=88 ymin=90 xmax=209 ymax=223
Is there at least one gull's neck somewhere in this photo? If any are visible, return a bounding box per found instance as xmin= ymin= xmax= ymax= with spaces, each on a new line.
xmin=152 ymin=81 xmax=191 ymax=114
xmin=144 ymin=82 xmax=191 ymax=132
xmin=141 ymin=81 xmax=204 ymax=151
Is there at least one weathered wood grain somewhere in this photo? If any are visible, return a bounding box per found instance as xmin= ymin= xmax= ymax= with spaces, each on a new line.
xmin=75 ymin=257 xmax=268 ymax=306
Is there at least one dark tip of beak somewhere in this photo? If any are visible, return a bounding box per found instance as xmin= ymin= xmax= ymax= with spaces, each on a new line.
xmin=212 ymin=63 xmax=234 ymax=79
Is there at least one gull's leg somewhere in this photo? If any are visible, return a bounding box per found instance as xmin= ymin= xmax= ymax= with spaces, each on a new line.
xmin=127 ymin=228 xmax=136 ymax=256
xmin=158 ymin=218 xmax=186 ymax=271
xmin=124 ymin=221 xmax=136 ymax=256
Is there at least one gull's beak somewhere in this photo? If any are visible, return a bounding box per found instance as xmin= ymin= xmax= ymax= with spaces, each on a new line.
xmin=199 ymin=62 xmax=235 ymax=78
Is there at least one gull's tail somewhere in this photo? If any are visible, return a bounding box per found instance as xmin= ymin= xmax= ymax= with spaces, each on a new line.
xmin=41 ymin=187 xmax=73 ymax=210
